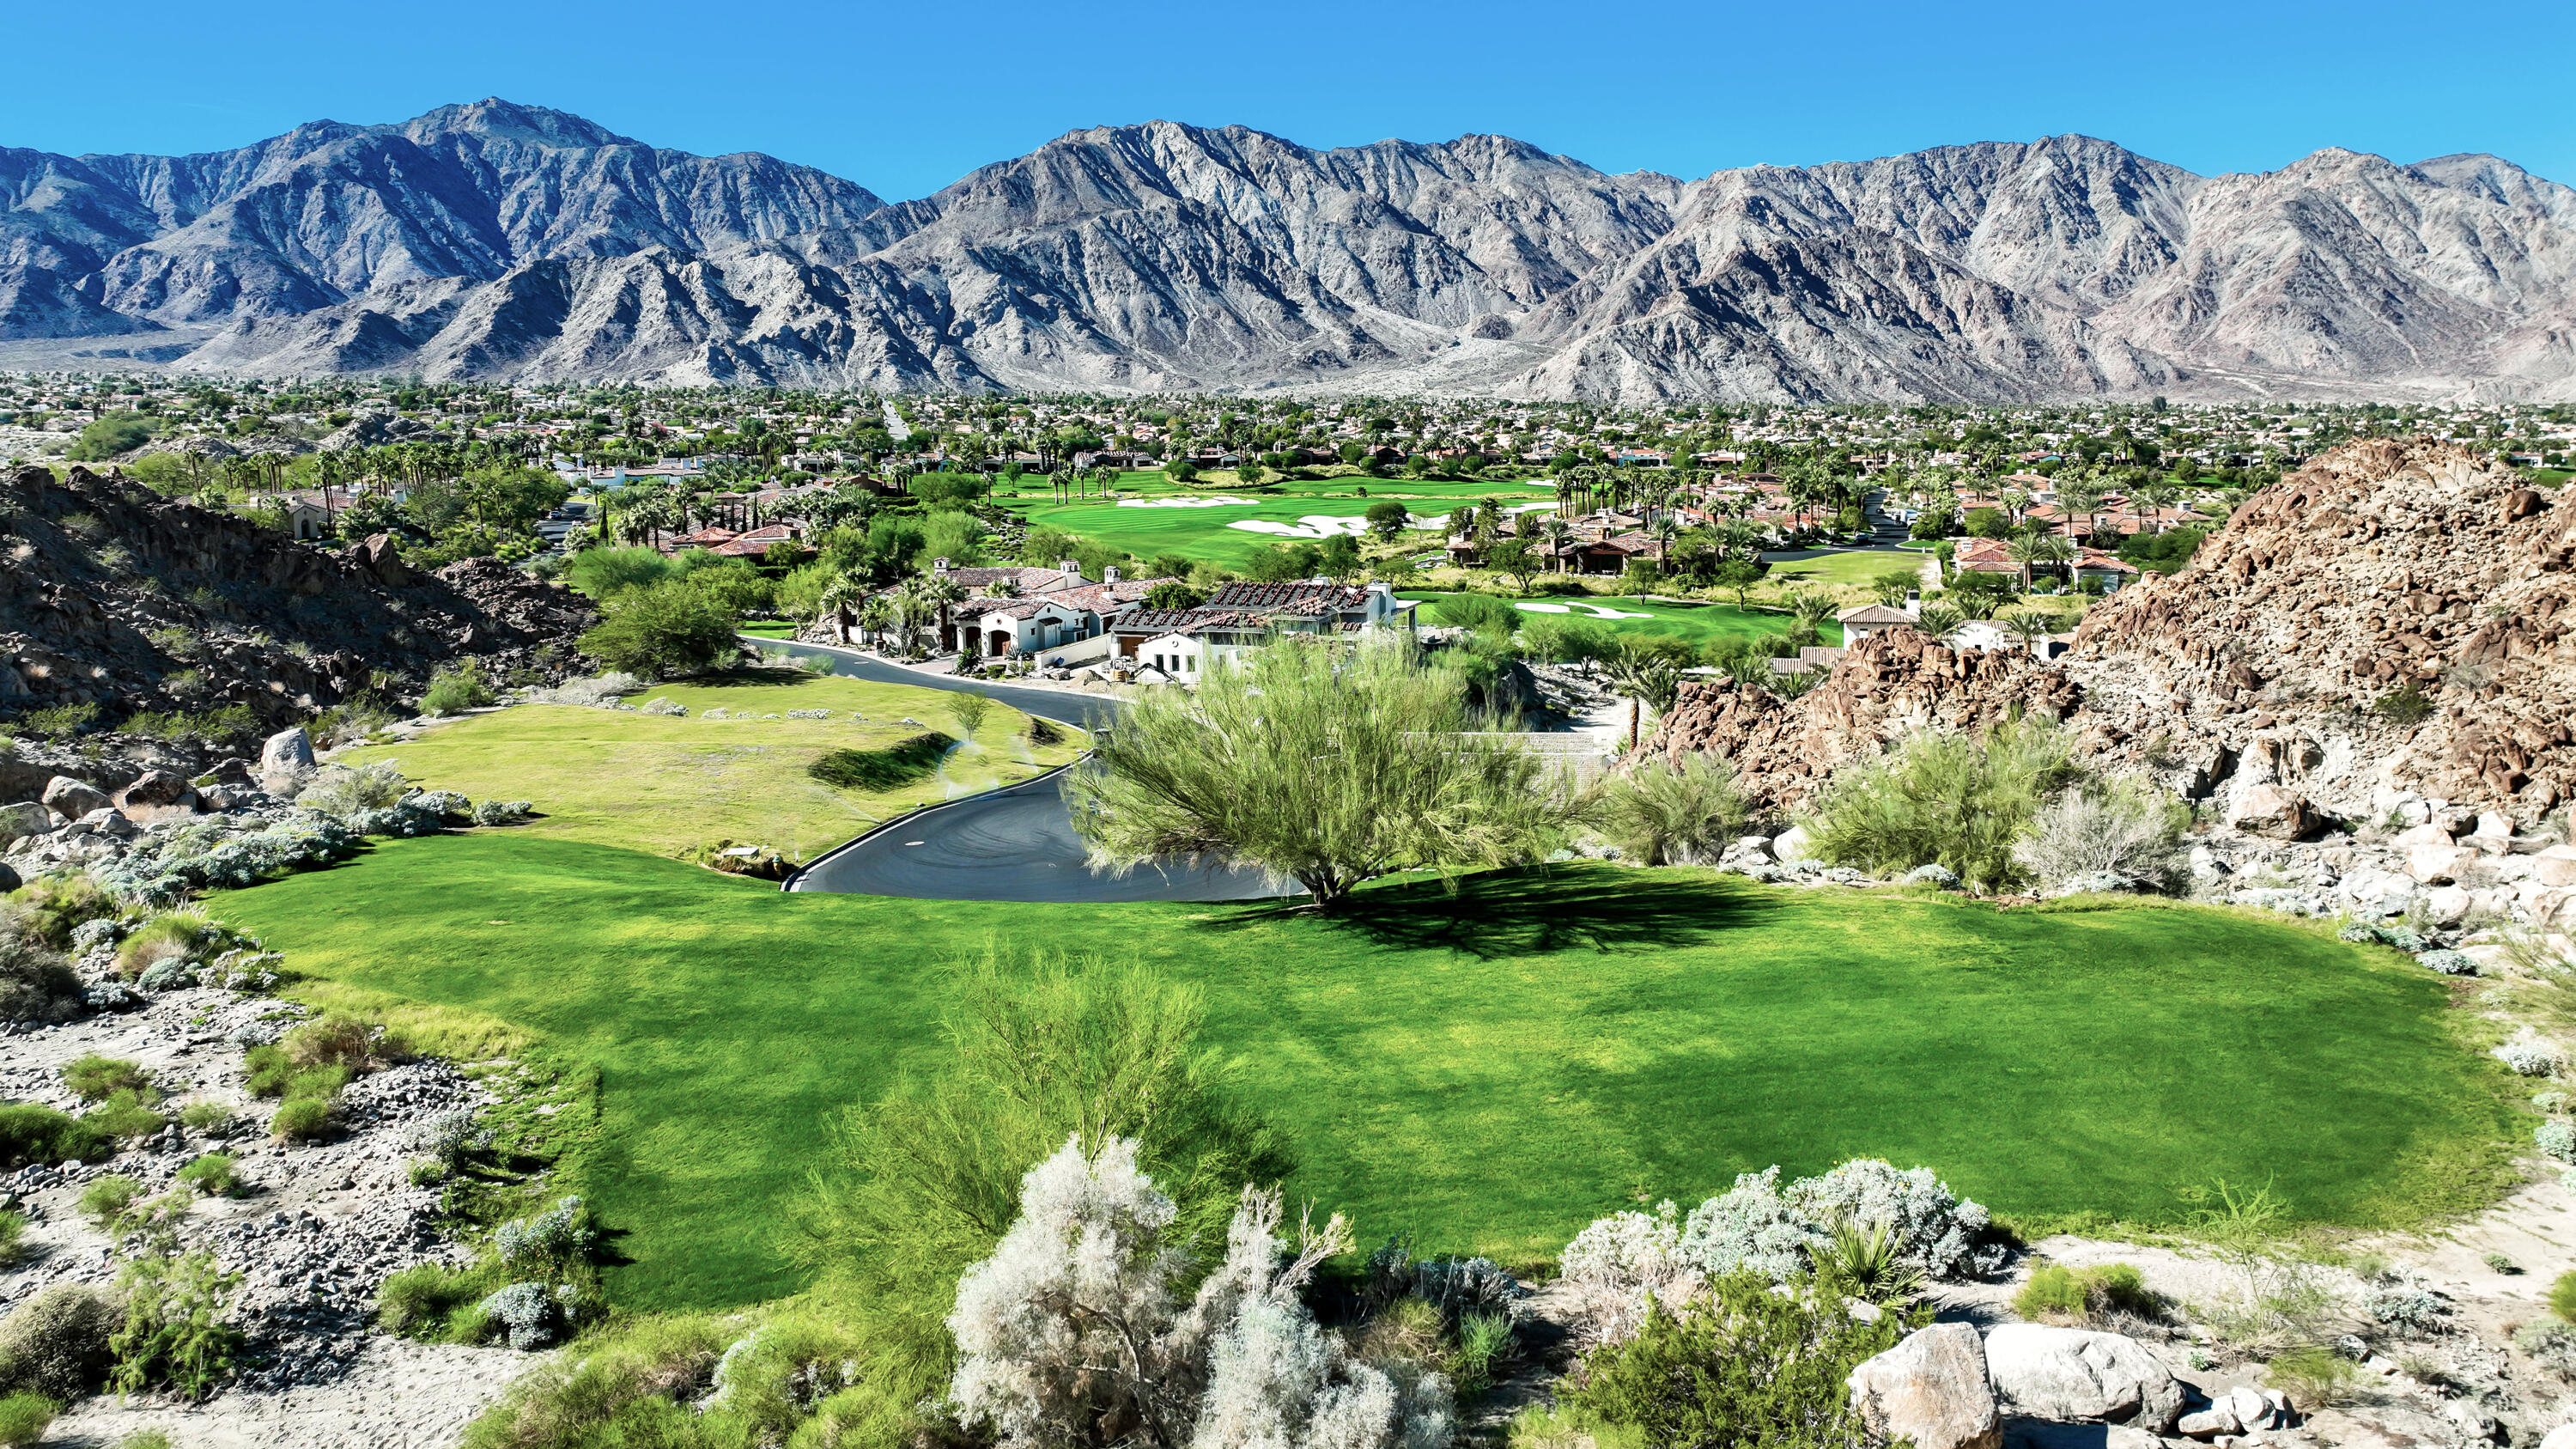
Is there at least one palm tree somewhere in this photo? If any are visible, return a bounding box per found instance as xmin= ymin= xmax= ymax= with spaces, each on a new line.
xmin=1916 ymin=601 xmax=1967 ymax=639
xmin=2006 ymin=527 xmax=2070 ymax=589
xmin=2002 ymin=609 xmax=2057 ymax=656
xmin=1539 ymin=515 xmax=1573 ymax=572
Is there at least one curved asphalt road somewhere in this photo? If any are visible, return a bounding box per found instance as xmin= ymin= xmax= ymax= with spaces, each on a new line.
xmin=747 ymin=637 xmax=1286 ymax=904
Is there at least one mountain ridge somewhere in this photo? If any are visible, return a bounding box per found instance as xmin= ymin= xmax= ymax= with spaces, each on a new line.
xmin=3 ymin=100 xmax=2571 ymax=401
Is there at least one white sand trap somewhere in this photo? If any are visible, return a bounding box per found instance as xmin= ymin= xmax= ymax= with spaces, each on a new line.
xmin=1229 ymin=515 xmax=1374 ymax=539
xmin=1511 ymin=600 xmax=1653 ymax=619
xmin=1117 ymin=496 xmax=1252 ymax=508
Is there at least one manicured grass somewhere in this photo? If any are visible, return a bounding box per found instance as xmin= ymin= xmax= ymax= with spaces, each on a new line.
xmin=337 ymin=673 xmax=1086 ymax=861
xmin=1400 ymin=591 xmax=1844 ymax=647
xmin=1765 ymin=550 xmax=1937 ymax=590
xmin=994 ymin=496 xmax=1434 ymax=568
xmin=736 ymin=621 xmax=799 ymax=637
xmin=212 ymin=835 xmax=2518 ymax=1312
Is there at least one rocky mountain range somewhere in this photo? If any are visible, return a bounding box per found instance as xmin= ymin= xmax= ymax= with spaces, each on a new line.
xmin=3 ymin=100 xmax=2571 ymax=401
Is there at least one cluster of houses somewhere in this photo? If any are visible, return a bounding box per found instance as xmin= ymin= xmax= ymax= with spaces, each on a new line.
xmin=817 ymin=559 xmax=1417 ymax=681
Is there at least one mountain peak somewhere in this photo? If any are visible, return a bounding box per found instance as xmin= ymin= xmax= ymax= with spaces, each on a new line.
xmin=398 ymin=98 xmax=638 ymax=149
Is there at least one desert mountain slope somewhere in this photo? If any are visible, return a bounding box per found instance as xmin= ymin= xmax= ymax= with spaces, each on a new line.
xmin=4 ymin=104 xmax=2573 ymax=400
xmin=1643 ymin=439 xmax=2576 ymax=829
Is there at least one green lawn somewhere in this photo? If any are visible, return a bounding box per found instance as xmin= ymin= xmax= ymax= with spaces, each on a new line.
xmin=1400 ymin=591 xmax=1844 ymax=647
xmin=1765 ymin=550 xmax=1937 ymax=590
xmin=339 ymin=673 xmax=1086 ymax=862
xmin=995 ymin=478 xmax=1553 ymax=569
xmin=211 ymin=836 xmax=2516 ymax=1312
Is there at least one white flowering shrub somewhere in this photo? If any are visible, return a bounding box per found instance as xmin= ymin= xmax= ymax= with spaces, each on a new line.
xmin=2365 ymin=1288 xmax=2447 ymax=1334
xmin=1561 ymin=1160 xmax=1999 ymax=1344
xmin=477 ymin=1281 xmax=562 ymax=1350
xmin=496 ymin=1196 xmax=594 ymax=1272
xmin=2417 ymin=950 xmax=2479 ymax=976
xmin=1681 ymin=1168 xmax=1821 ymax=1282
xmin=410 ymin=790 xmax=471 ymax=819
xmin=1783 ymin=1159 xmax=2000 ymax=1279
xmin=947 ymin=1135 xmax=1453 ymax=1449
xmin=2540 ymin=1120 xmax=2576 ymax=1164
xmin=92 ymin=810 xmax=362 ymax=902
xmin=2500 ymin=1043 xmax=2562 ymax=1077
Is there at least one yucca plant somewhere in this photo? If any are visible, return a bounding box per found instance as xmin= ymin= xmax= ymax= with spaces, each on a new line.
xmin=1812 ymin=1220 xmax=1925 ymax=1306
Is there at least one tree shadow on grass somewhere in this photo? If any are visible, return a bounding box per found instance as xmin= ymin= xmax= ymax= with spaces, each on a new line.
xmin=1194 ymin=866 xmax=1777 ymax=959
xmin=689 ymin=664 xmax=816 ymax=688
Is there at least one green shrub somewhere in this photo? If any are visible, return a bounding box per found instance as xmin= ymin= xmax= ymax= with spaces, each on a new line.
xmin=2552 ymin=1270 xmax=2576 ymax=1324
xmin=85 ymin=1089 xmax=167 ymax=1142
xmin=175 ymin=1154 xmax=241 ymax=1198
xmin=2014 ymin=1262 xmax=2163 ymax=1324
xmin=3 ymin=873 xmax=117 ymax=948
xmin=459 ymin=1315 xmax=733 ymax=1449
xmin=0 ymin=1104 xmax=111 ymax=1168
xmin=114 ymin=912 xmax=222 ymax=980
xmin=1596 ymin=754 xmax=1747 ymax=866
xmin=116 ymin=1431 xmax=174 ymax=1449
xmin=579 ymin=580 xmax=740 ymax=679
xmin=269 ymin=1096 xmax=333 ymax=1142
xmin=422 ymin=659 xmax=499 ymax=717
xmin=179 ymin=1100 xmax=235 ymax=1135
xmin=1449 ymin=1310 xmax=1514 ymax=1393
xmin=1564 ymin=1273 xmax=1911 ymax=1449
xmin=62 ymin=1052 xmax=152 ymax=1103
xmin=0 ymin=1393 xmax=52 ymax=1449
xmin=81 ymin=1174 xmax=143 ymax=1229
xmin=109 ymin=1251 xmax=242 ymax=1400
xmin=243 ymin=1042 xmax=296 ymax=1097
xmin=284 ymin=1014 xmax=403 ymax=1069
xmin=0 ymin=1284 xmax=118 ymax=1400
xmin=565 ymin=546 xmax=678 ymax=600
xmin=0 ymin=1212 xmax=20 ymax=1268
xmin=376 ymin=1262 xmax=496 ymax=1341
xmin=808 ymin=733 xmax=954 ymax=792
xmin=2265 ymin=1342 xmax=2361 ymax=1408
xmin=1805 ymin=714 xmax=2081 ymax=891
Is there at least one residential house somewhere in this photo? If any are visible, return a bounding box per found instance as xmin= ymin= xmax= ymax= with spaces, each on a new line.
xmin=1837 ymin=602 xmax=1920 ymax=643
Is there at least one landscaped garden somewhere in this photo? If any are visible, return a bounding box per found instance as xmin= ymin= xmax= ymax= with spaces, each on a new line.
xmin=210 ymin=831 xmax=2518 ymax=1312
xmin=335 ymin=672 xmax=1085 ymax=862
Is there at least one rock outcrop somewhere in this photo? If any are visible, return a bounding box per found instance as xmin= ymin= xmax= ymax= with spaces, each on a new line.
xmin=0 ymin=464 xmax=597 ymax=735
xmin=1645 ymin=440 xmax=2576 ymax=831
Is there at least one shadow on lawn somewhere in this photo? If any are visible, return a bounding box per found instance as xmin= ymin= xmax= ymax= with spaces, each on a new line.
xmin=1199 ymin=867 xmax=1774 ymax=959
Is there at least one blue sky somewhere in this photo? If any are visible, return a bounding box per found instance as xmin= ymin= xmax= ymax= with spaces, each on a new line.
xmin=6 ymin=0 xmax=2567 ymax=199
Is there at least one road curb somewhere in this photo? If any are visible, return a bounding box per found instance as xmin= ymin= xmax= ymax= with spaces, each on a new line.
xmin=780 ymin=754 xmax=1091 ymax=892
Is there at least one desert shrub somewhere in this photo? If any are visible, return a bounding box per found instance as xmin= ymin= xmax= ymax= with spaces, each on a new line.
xmin=0 ymin=1284 xmax=118 ymax=1401
xmin=2539 ymin=1119 xmax=2576 ymax=1164
xmin=0 ymin=1212 xmax=20 ymax=1268
xmin=115 ymin=1432 xmax=173 ymax=1449
xmin=0 ymin=928 xmax=82 ymax=1025
xmin=2266 ymin=1342 xmax=2363 ymax=1407
xmin=113 ymin=911 xmax=224 ymax=979
xmin=495 ymin=1196 xmax=595 ymax=1276
xmin=3 ymin=873 xmax=118 ymax=948
xmin=1437 ymin=592 xmax=1520 ymax=634
xmin=63 ymin=1053 xmax=152 ymax=1103
xmin=565 ymin=546 xmax=678 ymax=600
xmin=472 ymin=798 xmax=534 ymax=826
xmin=2554 ymin=1271 xmax=2576 ymax=1323
xmin=807 ymin=733 xmax=953 ymax=792
xmin=1026 ymin=714 xmax=1064 ymax=746
xmin=0 ymin=1394 xmax=52 ymax=1449
xmin=422 ymin=659 xmax=499 ymax=716
xmin=89 ymin=811 xmax=363 ymax=901
xmin=2500 ymin=1043 xmax=2561 ymax=1076
xmin=1562 ymin=1273 xmax=1910 ymax=1449
xmin=286 ymin=1014 xmax=403 ymax=1069
xmin=296 ymin=762 xmax=410 ymax=817
xmin=82 ymin=1174 xmax=143 ymax=1229
xmin=2013 ymin=776 xmax=2190 ymax=889
xmin=0 ymin=1104 xmax=110 ymax=1168
xmin=109 ymin=1251 xmax=242 ymax=1400
xmin=947 ymin=1136 xmax=1449 ymax=1449
xmin=414 ymin=1107 xmax=491 ymax=1168
xmin=477 ymin=1282 xmax=569 ymax=1351
xmin=270 ymin=1096 xmax=334 ymax=1142
xmin=702 ymin=1312 xmax=872 ymax=1442
xmin=459 ymin=1314 xmax=733 ymax=1448
xmin=1811 ymin=1221 xmax=1928 ymax=1306
xmin=179 ymin=1100 xmax=235 ymax=1135
xmin=84 ymin=1089 xmax=166 ymax=1141
xmin=2366 ymin=1288 xmax=2447 ymax=1333
xmin=1597 ymin=755 xmax=1747 ymax=866
xmin=1450 ymin=1310 xmax=1514 ymax=1393
xmin=1517 ymin=615 xmax=1617 ymax=664
xmin=174 ymin=1153 xmax=241 ymax=1198
xmin=792 ymin=950 xmax=1293 ymax=1446
xmin=580 ymin=581 xmax=740 ymax=679
xmin=377 ymin=1262 xmax=496 ymax=1341
xmin=1805 ymin=715 xmax=2081 ymax=890
xmin=2015 ymin=1262 xmax=2160 ymax=1323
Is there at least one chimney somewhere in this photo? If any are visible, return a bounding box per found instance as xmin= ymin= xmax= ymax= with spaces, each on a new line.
xmin=1904 ymin=589 xmax=1921 ymax=618
xmin=1060 ymin=559 xmax=1081 ymax=575
xmin=933 ymin=557 xmax=949 ymax=574
xmin=1103 ymin=565 xmax=1121 ymax=583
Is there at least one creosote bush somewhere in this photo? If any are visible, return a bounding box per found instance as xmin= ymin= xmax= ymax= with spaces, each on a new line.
xmin=1805 ymin=713 xmax=2081 ymax=892
xmin=2014 ymin=1262 xmax=2161 ymax=1324
xmin=0 ymin=1105 xmax=110 ymax=1169
xmin=0 ymin=1284 xmax=118 ymax=1401
xmin=62 ymin=1053 xmax=152 ymax=1103
xmin=1596 ymin=755 xmax=1747 ymax=866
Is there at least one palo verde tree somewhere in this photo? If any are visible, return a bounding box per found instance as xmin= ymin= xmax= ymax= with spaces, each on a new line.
xmin=1066 ymin=634 xmax=1589 ymax=910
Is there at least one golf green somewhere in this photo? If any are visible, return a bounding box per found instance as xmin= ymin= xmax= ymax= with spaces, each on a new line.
xmin=211 ymin=835 xmax=2516 ymax=1312
xmin=1402 ymin=591 xmax=1844 ymax=647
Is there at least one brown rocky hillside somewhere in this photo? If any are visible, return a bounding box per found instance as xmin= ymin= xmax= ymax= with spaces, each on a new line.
xmin=1644 ymin=439 xmax=2576 ymax=831
xmin=0 ymin=464 xmax=595 ymax=775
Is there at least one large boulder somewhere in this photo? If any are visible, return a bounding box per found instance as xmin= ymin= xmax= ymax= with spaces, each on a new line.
xmin=111 ymin=770 xmax=199 ymax=825
xmin=40 ymin=775 xmax=108 ymax=821
xmin=2228 ymin=785 xmax=2318 ymax=841
xmin=1982 ymin=1324 xmax=2184 ymax=1433
xmin=260 ymin=726 xmax=316 ymax=788
xmin=1772 ymin=825 xmax=1817 ymax=862
xmin=0 ymin=801 xmax=52 ymax=848
xmin=2407 ymin=844 xmax=2480 ymax=886
xmin=1849 ymin=1323 xmax=2002 ymax=1449
xmin=2535 ymin=845 xmax=2576 ymax=890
